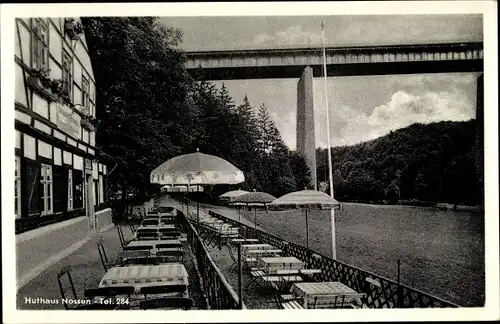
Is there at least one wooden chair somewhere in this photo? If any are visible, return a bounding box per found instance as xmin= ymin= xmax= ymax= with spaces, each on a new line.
xmin=246 ymin=270 xmax=282 ymax=291
xmin=159 ymin=233 xmax=181 ymax=240
xmin=76 ymin=303 xmax=131 ymax=310
xmin=140 ymin=284 xmax=186 ymax=299
xmin=136 ymin=231 xmax=159 ymax=241
xmin=127 ymin=219 xmax=137 ymax=233
xmin=141 ymin=219 xmax=159 ymax=227
xmin=157 ymin=242 xmax=183 ymax=250
xmin=138 ymin=227 xmax=159 ymax=233
xmin=139 ymin=297 xmax=193 ymax=310
xmin=125 ymin=257 xmax=161 ymax=266
xmin=123 ymin=244 xmax=154 ymax=252
xmin=360 ymin=277 xmax=381 ymax=308
xmin=281 ymin=299 xmax=305 ymax=309
xmin=159 ymin=228 xmax=180 ymax=234
xmin=271 ymin=282 xmax=305 ymax=309
xmin=147 ymin=212 xmax=159 ymax=218
xmin=117 ymin=226 xmax=132 ymax=248
xmin=119 ymin=250 xmax=158 ymax=266
xmin=57 ymin=266 xmax=124 ymax=310
xmin=309 ymin=295 xmax=362 ymax=309
xmin=227 ymin=243 xmax=241 ymax=271
xmin=159 ymin=217 xmax=175 ymax=225
xmin=158 ymin=207 xmax=174 ymax=213
xmin=84 ymin=286 xmax=134 ymax=299
xmin=97 ymin=241 xmax=118 ymax=272
xmin=57 ymin=265 xmax=78 ymax=310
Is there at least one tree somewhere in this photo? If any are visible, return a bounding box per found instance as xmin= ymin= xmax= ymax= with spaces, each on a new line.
xmin=289 ymin=152 xmax=311 ymax=190
xmin=83 ymin=17 xmax=196 ymax=214
xmin=316 ymin=119 xmax=480 ymax=205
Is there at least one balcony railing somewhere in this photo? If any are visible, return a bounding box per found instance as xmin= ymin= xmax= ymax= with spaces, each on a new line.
xmin=179 ymin=211 xmax=245 ymax=310
xmin=207 ymin=210 xmax=459 ymax=309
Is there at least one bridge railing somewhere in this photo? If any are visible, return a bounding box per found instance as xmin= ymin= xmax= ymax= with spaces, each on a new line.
xmin=179 ymin=210 xmax=245 ymax=310
xmin=207 ymin=210 xmax=459 ymax=309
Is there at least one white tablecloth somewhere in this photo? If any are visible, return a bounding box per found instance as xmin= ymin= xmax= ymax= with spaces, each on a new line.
xmin=290 ymin=282 xmax=361 ymax=309
xmin=127 ymin=239 xmax=182 ymax=249
xmin=99 ymin=264 xmax=188 ymax=290
xmin=259 ymin=256 xmax=304 ymax=274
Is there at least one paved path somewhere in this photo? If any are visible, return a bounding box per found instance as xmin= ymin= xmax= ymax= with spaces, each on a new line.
xmin=161 ymin=198 xmax=267 ymax=231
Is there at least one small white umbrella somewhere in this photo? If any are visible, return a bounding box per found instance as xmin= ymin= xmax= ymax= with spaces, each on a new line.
xmin=268 ymin=189 xmax=340 ymax=248
xmin=231 ymin=191 xmax=276 ymax=231
xmin=219 ymin=189 xmax=249 ymax=202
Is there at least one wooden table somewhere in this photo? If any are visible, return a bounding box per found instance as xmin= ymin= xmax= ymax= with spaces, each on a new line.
xmin=199 ymin=218 xmax=218 ymax=224
xmin=140 ymin=219 xmax=161 ymax=227
xmin=126 ymin=239 xmax=182 ymax=251
xmin=137 ymin=224 xmax=176 ymax=231
xmin=231 ymin=238 xmax=259 ymax=243
xmin=259 ymin=256 xmax=304 ymax=274
xmin=290 ymin=282 xmax=364 ymax=309
xmin=218 ymin=229 xmax=239 ymax=236
xmin=158 ymin=212 xmax=176 ymax=217
xmin=242 ymin=243 xmax=273 ymax=251
xmin=99 ymin=264 xmax=189 ymax=293
xmin=147 ymin=213 xmax=176 ymax=220
xmin=246 ymin=249 xmax=282 ymax=257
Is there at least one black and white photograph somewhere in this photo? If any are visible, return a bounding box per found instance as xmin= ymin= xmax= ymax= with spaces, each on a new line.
xmin=1 ymin=1 xmax=498 ymax=323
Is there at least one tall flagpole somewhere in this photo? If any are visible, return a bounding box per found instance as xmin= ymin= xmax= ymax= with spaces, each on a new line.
xmin=322 ymin=22 xmax=336 ymax=259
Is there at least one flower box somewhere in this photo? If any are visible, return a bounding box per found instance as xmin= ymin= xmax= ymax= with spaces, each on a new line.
xmin=64 ymin=19 xmax=84 ymax=40
xmin=26 ymin=75 xmax=58 ymax=102
xmin=81 ymin=116 xmax=96 ymax=131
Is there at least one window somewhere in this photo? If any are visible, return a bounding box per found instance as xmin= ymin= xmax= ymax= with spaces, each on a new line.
xmin=82 ymin=76 xmax=90 ymax=114
xmin=32 ymin=19 xmax=48 ymax=70
xmin=40 ymin=164 xmax=53 ymax=215
xmin=68 ymin=170 xmax=73 ymax=210
xmin=15 ymin=157 xmax=21 ymax=218
xmin=62 ymin=51 xmax=73 ymax=98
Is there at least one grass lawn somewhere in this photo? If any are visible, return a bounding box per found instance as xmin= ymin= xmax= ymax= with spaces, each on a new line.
xmin=205 ymin=202 xmax=484 ymax=307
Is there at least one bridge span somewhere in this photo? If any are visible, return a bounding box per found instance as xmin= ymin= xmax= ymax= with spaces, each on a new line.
xmin=184 ymin=42 xmax=484 ymax=189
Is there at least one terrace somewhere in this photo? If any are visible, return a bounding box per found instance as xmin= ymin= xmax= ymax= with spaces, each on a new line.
xmin=17 ymin=198 xmax=458 ymax=310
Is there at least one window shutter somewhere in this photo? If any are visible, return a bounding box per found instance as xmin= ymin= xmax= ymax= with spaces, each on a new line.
xmin=52 ymin=165 xmax=68 ymax=213
xmin=24 ymin=158 xmax=41 ymax=216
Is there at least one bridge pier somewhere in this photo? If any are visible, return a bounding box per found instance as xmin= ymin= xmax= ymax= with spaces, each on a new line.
xmin=475 ymin=73 xmax=484 ymax=203
xmin=297 ymin=66 xmax=317 ymax=189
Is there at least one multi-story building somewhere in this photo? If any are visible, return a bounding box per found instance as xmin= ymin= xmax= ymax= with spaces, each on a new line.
xmin=14 ymin=17 xmax=114 ymax=234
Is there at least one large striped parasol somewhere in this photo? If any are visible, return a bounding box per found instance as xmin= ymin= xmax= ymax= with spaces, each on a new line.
xmin=151 ymin=149 xmax=244 ymax=223
xmin=150 ymin=150 xmax=245 ymax=186
xmin=161 ymin=185 xmax=204 ymax=193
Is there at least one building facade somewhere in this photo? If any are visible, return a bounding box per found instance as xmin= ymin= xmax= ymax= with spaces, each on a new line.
xmin=14 ymin=17 xmax=113 ymax=233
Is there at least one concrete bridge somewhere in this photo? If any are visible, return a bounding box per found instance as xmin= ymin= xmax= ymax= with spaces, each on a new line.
xmin=184 ymin=42 xmax=484 ymax=189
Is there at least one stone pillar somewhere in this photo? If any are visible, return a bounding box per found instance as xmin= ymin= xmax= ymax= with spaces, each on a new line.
xmin=475 ymin=73 xmax=484 ymax=204
xmin=297 ymin=66 xmax=317 ymax=189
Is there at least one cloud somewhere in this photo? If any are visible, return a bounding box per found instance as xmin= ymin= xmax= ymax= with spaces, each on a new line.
xmin=252 ymin=25 xmax=322 ymax=47
xmin=332 ymin=90 xmax=476 ymax=147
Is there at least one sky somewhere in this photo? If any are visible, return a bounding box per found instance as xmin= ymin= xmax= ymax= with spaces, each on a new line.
xmin=160 ymin=15 xmax=483 ymax=149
